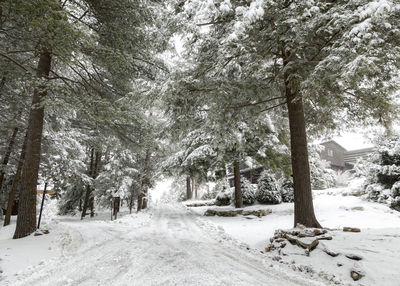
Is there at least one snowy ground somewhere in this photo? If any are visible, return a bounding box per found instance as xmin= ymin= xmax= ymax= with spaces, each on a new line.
xmin=188 ymin=180 xmax=400 ymax=285
xmin=1 ymin=204 xmax=325 ymax=286
xmin=1 ymin=180 xmax=400 ymax=286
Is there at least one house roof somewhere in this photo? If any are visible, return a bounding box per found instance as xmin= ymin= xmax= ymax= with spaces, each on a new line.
xmin=320 ymin=140 xmax=348 ymax=152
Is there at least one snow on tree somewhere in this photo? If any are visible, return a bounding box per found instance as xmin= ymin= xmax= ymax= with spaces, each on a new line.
xmin=279 ymin=177 xmax=294 ymax=203
xmin=256 ymin=171 xmax=281 ymax=204
xmin=237 ymin=176 xmax=256 ymax=205
xmin=308 ymin=144 xmax=336 ymax=190
xmin=363 ymin=135 xmax=400 ymax=211
xmin=174 ymin=0 xmax=400 ymax=227
xmin=214 ymin=179 xmax=232 ymax=206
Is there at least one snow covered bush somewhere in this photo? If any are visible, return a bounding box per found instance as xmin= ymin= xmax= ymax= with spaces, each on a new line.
xmin=363 ymin=135 xmax=400 ymax=210
xmin=309 ymin=144 xmax=336 ymax=190
xmin=279 ymin=177 xmax=294 ymax=203
xmin=214 ymin=179 xmax=232 ymax=206
xmin=201 ymin=182 xmax=219 ymax=200
xmin=334 ymin=170 xmax=353 ymax=187
xmin=256 ymin=171 xmax=281 ymax=204
xmin=160 ymin=178 xmax=186 ymax=203
xmin=239 ymin=177 xmax=256 ymax=205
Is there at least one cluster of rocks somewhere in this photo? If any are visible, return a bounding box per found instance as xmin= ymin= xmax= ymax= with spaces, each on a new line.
xmin=266 ymin=225 xmax=332 ymax=255
xmin=204 ymin=208 xmax=271 ymax=217
xmin=266 ymin=225 xmax=365 ymax=281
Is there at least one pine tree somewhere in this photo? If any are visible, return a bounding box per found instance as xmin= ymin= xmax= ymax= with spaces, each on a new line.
xmin=239 ymin=176 xmax=256 ymax=205
xmin=174 ymin=0 xmax=399 ymax=227
xmin=256 ymin=171 xmax=282 ymax=204
xmin=363 ymin=135 xmax=400 ymax=210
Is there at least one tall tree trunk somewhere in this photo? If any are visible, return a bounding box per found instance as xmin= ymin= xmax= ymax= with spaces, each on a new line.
xmin=129 ymin=193 xmax=134 ymax=214
xmin=81 ymin=149 xmax=101 ymax=219
xmin=233 ymin=161 xmax=242 ymax=208
xmin=13 ymin=49 xmax=51 ymax=239
xmin=89 ymin=197 xmax=94 ymax=217
xmin=4 ymin=133 xmax=27 ymax=226
xmin=142 ymin=191 xmax=148 ymax=209
xmin=137 ymin=194 xmax=143 ymax=212
xmin=89 ymin=150 xmax=101 ymax=217
xmin=186 ymin=176 xmax=192 ymax=200
xmin=137 ymin=150 xmax=150 ymax=211
xmin=192 ymin=178 xmax=198 ymax=199
xmin=0 ymin=126 xmax=19 ymax=192
xmin=81 ymin=148 xmax=94 ymax=220
xmin=286 ymin=89 xmax=321 ymax=228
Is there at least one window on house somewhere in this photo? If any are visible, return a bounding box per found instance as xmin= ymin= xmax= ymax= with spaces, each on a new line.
xmin=327 ymin=149 xmax=333 ymax=157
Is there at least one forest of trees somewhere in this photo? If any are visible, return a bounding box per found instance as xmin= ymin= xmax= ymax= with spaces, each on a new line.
xmin=0 ymin=0 xmax=399 ymax=238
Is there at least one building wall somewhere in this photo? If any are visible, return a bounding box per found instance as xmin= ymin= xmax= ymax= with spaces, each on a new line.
xmin=344 ymin=147 xmax=375 ymax=165
xmin=320 ymin=141 xmax=346 ymax=169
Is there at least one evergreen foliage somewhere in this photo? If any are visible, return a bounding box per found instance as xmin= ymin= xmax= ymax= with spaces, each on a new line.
xmin=363 ymin=135 xmax=400 ymax=210
xmin=256 ymin=171 xmax=281 ymax=204
xmin=238 ymin=176 xmax=256 ymax=205
xmin=279 ymin=177 xmax=294 ymax=203
xmin=215 ymin=180 xmax=232 ymax=206
xmin=309 ymin=144 xmax=336 ymax=190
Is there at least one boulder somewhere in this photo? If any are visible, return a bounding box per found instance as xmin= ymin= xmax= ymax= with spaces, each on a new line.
xmin=296 ymin=237 xmax=319 ymax=251
xmin=204 ymin=209 xmax=242 ymax=217
xmin=350 ymin=270 xmax=365 ymax=281
xmin=343 ymin=227 xmax=361 ymax=232
xmin=323 ymin=248 xmax=339 ymax=257
xmin=345 ymin=254 xmax=363 ymax=261
xmin=204 ymin=209 xmax=217 ymax=216
xmin=242 ymin=209 xmax=271 ymax=217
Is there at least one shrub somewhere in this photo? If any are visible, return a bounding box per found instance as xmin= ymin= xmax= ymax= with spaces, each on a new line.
xmin=240 ymin=177 xmax=256 ymax=205
xmin=256 ymin=171 xmax=282 ymax=204
xmin=215 ymin=180 xmax=232 ymax=206
xmin=279 ymin=177 xmax=294 ymax=203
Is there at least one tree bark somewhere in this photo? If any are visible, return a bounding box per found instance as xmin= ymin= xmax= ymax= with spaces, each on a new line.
xmin=13 ymin=49 xmax=51 ymax=239
xmin=137 ymin=194 xmax=143 ymax=212
xmin=286 ymin=88 xmax=321 ymax=228
xmin=81 ymin=148 xmax=94 ymax=220
xmin=137 ymin=150 xmax=150 ymax=211
xmin=129 ymin=193 xmax=134 ymax=214
xmin=186 ymin=176 xmax=192 ymax=200
xmin=233 ymin=161 xmax=243 ymax=208
xmin=4 ymin=133 xmax=27 ymax=226
xmin=0 ymin=126 xmax=19 ymax=192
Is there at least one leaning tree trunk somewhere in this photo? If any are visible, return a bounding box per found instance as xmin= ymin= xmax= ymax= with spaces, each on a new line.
xmin=13 ymin=49 xmax=51 ymax=239
xmin=186 ymin=176 xmax=192 ymax=200
xmin=0 ymin=126 xmax=19 ymax=191
xmin=233 ymin=161 xmax=243 ymax=208
xmin=4 ymin=133 xmax=27 ymax=226
xmin=286 ymin=88 xmax=321 ymax=228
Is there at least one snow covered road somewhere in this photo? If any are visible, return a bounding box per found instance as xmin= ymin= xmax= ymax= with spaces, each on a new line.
xmin=6 ymin=204 xmax=324 ymax=286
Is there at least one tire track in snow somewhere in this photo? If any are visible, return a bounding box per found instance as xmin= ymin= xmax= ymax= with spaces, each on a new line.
xmin=8 ymin=205 xmax=326 ymax=286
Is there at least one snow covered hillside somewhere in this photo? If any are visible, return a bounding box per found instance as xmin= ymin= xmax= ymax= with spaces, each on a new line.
xmin=188 ymin=180 xmax=400 ymax=285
